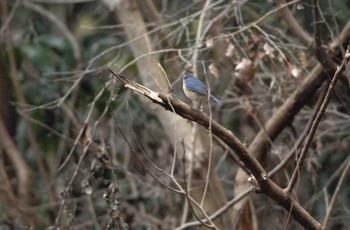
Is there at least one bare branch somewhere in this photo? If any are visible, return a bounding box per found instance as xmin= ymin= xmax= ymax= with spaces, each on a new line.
xmin=274 ymin=0 xmax=313 ymax=46
xmin=286 ymin=47 xmax=350 ymax=192
xmin=322 ymin=152 xmax=350 ymax=227
xmin=22 ymin=0 xmax=82 ymax=67
xmin=109 ymin=67 xmax=322 ymax=230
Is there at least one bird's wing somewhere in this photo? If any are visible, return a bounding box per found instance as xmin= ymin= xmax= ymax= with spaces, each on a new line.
xmin=185 ymin=78 xmax=208 ymax=95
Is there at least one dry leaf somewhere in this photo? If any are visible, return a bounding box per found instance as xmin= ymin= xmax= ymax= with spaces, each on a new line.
xmin=81 ymin=178 xmax=93 ymax=195
xmin=206 ymin=37 xmax=214 ymax=48
xmin=299 ymin=51 xmax=309 ymax=68
xmin=235 ymin=58 xmax=256 ymax=82
xmin=79 ymin=123 xmax=92 ymax=148
xmin=209 ymin=63 xmax=219 ymax=78
xmin=291 ymin=65 xmax=302 ymax=78
xmin=251 ymin=31 xmax=261 ymax=44
xmin=297 ymin=3 xmax=304 ymax=10
xmin=263 ymin=43 xmax=274 ymax=58
xmin=225 ymin=41 xmax=240 ymax=64
xmin=225 ymin=42 xmax=235 ymax=57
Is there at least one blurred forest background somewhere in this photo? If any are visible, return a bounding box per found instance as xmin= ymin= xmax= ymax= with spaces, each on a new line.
xmin=1 ymin=0 xmax=350 ymax=229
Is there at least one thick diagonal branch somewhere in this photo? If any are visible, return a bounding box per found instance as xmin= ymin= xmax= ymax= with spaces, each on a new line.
xmin=110 ymin=69 xmax=321 ymax=230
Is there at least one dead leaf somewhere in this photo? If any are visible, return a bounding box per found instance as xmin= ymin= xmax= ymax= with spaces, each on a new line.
xmin=291 ymin=65 xmax=302 ymax=78
xmin=297 ymin=3 xmax=304 ymax=10
xmin=225 ymin=41 xmax=240 ymax=64
xmin=79 ymin=123 xmax=92 ymax=148
xmin=225 ymin=42 xmax=235 ymax=57
xmin=299 ymin=51 xmax=308 ymax=68
xmin=209 ymin=63 xmax=219 ymax=78
xmin=206 ymin=37 xmax=214 ymax=48
xmin=235 ymin=58 xmax=256 ymax=82
xmin=263 ymin=43 xmax=274 ymax=58
xmin=251 ymin=30 xmax=261 ymax=44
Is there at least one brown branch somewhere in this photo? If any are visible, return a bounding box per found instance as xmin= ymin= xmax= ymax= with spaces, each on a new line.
xmin=115 ymin=111 xmax=220 ymax=229
xmin=247 ymin=63 xmax=325 ymax=163
xmin=0 ymin=0 xmax=20 ymax=36
xmin=0 ymin=114 xmax=34 ymax=224
xmin=322 ymin=149 xmax=350 ymax=229
xmin=5 ymin=21 xmax=58 ymax=212
xmin=322 ymin=149 xmax=350 ymax=227
xmin=286 ymin=47 xmax=350 ymax=193
xmin=22 ymin=0 xmax=82 ymax=68
xmin=181 ymin=141 xmax=218 ymax=229
xmin=109 ymin=68 xmax=265 ymax=179
xmin=274 ymin=0 xmax=313 ymax=46
xmin=232 ymin=11 xmax=350 ymax=224
xmin=109 ymin=67 xmax=321 ymax=230
xmin=312 ymin=0 xmax=322 ymax=52
xmin=112 ymin=2 xmax=232 ymax=227
xmin=138 ymin=0 xmax=179 ymax=56
xmin=311 ymin=0 xmax=337 ymax=69
xmin=114 ymin=115 xmax=182 ymax=194
xmin=243 ymin=6 xmax=350 ymax=165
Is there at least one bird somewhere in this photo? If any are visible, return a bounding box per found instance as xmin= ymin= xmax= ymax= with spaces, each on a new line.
xmin=182 ymin=72 xmax=222 ymax=105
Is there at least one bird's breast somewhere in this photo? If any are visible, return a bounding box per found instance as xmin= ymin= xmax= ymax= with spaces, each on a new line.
xmin=183 ymin=83 xmax=201 ymax=101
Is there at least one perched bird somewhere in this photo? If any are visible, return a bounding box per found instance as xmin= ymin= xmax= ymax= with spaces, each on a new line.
xmin=182 ymin=72 xmax=222 ymax=105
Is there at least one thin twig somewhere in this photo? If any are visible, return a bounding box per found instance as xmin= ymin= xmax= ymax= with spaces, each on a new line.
xmin=200 ymin=69 xmax=214 ymax=207
xmin=114 ymin=115 xmax=181 ymax=193
xmin=0 ymin=0 xmax=20 ymax=37
xmin=56 ymin=80 xmax=110 ymax=172
xmin=286 ymin=47 xmax=349 ymax=193
xmin=111 ymin=69 xmax=322 ymax=229
xmin=192 ymin=0 xmax=212 ymax=75
xmin=181 ymin=140 xmax=218 ymax=230
xmin=305 ymin=152 xmax=350 ymax=209
xmin=175 ymin=187 xmax=253 ymax=230
xmin=180 ymin=119 xmax=196 ymax=224
xmin=274 ymin=0 xmax=313 ymax=46
xmin=322 ymin=150 xmax=350 ymax=227
xmin=22 ymin=1 xmax=82 ymax=67
xmin=5 ymin=18 xmax=54 ymax=213
xmin=311 ymin=0 xmax=336 ymax=69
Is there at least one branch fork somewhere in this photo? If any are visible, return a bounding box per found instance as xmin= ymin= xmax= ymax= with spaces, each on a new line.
xmin=109 ymin=67 xmax=322 ymax=230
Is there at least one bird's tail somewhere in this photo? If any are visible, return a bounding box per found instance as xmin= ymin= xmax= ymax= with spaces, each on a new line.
xmin=210 ymin=95 xmax=222 ymax=105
